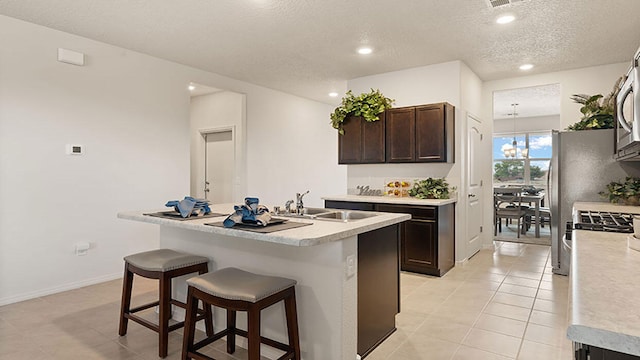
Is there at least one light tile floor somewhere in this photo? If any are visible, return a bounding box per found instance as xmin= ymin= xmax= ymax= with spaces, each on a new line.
xmin=0 ymin=241 xmax=571 ymax=359
xmin=368 ymin=241 xmax=572 ymax=360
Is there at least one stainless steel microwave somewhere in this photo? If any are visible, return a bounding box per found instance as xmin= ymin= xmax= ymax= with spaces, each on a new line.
xmin=615 ymin=46 xmax=640 ymax=160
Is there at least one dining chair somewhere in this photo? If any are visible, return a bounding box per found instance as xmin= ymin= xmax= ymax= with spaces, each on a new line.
xmin=494 ymin=192 xmax=528 ymax=238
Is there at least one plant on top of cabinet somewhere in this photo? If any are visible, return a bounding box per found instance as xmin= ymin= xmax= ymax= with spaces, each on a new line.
xmin=330 ymin=89 xmax=394 ymax=135
xmin=566 ymin=76 xmax=623 ymax=131
xmin=409 ymin=177 xmax=456 ymax=199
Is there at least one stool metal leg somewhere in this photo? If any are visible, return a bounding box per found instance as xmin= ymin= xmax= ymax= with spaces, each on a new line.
xmin=284 ymin=288 xmax=301 ymax=359
xmin=227 ymin=309 xmax=236 ymax=354
xmin=159 ymin=272 xmax=171 ymax=358
xmin=118 ymin=264 xmax=134 ymax=336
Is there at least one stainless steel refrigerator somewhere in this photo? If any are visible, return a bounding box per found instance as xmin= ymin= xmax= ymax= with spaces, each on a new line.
xmin=550 ymin=129 xmax=640 ymax=275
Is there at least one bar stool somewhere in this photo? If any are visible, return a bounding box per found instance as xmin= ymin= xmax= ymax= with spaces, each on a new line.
xmin=118 ymin=249 xmax=213 ymax=358
xmin=181 ymin=267 xmax=301 ymax=360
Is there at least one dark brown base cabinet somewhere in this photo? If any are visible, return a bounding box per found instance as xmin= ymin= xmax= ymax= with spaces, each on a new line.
xmin=357 ymin=224 xmax=400 ymax=358
xmin=575 ymin=343 xmax=640 ymax=360
xmin=325 ymin=200 xmax=455 ymax=277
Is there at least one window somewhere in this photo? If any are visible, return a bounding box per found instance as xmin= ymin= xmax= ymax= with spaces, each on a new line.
xmin=493 ymin=132 xmax=552 ymax=191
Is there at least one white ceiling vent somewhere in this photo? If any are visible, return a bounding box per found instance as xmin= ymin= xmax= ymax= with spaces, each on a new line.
xmin=486 ymin=0 xmax=525 ymax=8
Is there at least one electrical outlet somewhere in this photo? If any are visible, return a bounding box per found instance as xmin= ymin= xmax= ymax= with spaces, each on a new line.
xmin=346 ymin=254 xmax=356 ymax=278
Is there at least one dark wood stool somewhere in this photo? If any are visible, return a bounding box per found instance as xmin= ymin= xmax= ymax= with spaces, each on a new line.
xmin=118 ymin=249 xmax=213 ymax=358
xmin=181 ymin=267 xmax=301 ymax=360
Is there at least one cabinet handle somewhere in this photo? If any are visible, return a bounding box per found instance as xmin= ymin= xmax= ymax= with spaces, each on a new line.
xmin=468 ymin=194 xmax=476 ymax=198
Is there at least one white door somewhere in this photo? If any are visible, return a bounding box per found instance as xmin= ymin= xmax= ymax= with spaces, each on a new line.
xmin=204 ymin=130 xmax=234 ymax=203
xmin=466 ymin=114 xmax=484 ymax=258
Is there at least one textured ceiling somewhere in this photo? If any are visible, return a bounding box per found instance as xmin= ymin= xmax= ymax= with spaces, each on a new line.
xmin=1 ymin=0 xmax=639 ymax=104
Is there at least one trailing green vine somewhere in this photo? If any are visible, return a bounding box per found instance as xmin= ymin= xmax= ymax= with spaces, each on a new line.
xmin=330 ymin=89 xmax=394 ymax=135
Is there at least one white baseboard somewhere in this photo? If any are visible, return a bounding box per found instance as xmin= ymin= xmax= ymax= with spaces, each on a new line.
xmin=0 ymin=272 xmax=122 ymax=306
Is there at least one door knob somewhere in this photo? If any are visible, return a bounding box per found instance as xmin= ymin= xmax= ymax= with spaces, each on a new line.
xmin=468 ymin=193 xmax=476 ymax=198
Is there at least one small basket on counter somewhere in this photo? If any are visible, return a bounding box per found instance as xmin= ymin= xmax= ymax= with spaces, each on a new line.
xmin=385 ymin=180 xmax=411 ymax=197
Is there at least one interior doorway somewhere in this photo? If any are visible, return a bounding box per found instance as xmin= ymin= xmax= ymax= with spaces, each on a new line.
xmin=202 ymin=128 xmax=234 ymax=203
xmin=491 ymin=84 xmax=560 ymax=245
xmin=188 ymin=82 xmax=246 ymax=203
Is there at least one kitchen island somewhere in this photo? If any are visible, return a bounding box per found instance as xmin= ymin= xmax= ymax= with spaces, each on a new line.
xmin=568 ymin=202 xmax=640 ymax=359
xmin=118 ymin=204 xmax=410 ymax=360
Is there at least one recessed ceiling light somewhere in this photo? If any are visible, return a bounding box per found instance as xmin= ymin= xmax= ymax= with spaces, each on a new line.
xmin=329 ymin=92 xmax=339 ymax=97
xmin=357 ymin=47 xmax=373 ymax=55
xmin=519 ymin=64 xmax=534 ymax=71
xmin=496 ymin=15 xmax=515 ymax=24
xmin=188 ymin=84 xmax=195 ymax=91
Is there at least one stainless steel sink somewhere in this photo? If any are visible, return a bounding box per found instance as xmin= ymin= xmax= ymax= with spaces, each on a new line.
xmin=314 ymin=210 xmax=379 ymax=222
xmin=276 ymin=207 xmax=379 ymax=222
xmin=301 ymin=207 xmax=331 ymax=215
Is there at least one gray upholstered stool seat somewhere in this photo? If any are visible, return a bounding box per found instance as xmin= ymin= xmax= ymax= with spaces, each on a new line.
xmin=187 ymin=267 xmax=297 ymax=303
xmin=124 ymin=249 xmax=209 ymax=272
xmin=118 ymin=249 xmax=212 ymax=358
xmin=182 ymin=267 xmax=300 ymax=360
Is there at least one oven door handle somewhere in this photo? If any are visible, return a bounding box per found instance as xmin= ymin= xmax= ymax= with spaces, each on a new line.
xmin=562 ymin=234 xmax=572 ymax=251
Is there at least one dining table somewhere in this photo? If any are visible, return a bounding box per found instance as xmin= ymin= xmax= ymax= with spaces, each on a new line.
xmin=494 ymin=187 xmax=545 ymax=238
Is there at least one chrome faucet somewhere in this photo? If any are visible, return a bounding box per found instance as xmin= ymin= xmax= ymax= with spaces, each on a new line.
xmin=296 ymin=191 xmax=309 ymax=215
xmin=284 ymin=200 xmax=294 ymax=214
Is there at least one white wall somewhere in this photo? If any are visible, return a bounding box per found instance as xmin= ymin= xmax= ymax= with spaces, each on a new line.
xmin=189 ymin=91 xmax=246 ymax=201
xmin=481 ymin=62 xmax=630 ymax=249
xmin=346 ymin=61 xmax=485 ymax=262
xmin=459 ymin=62 xmax=489 ymax=258
xmin=0 ymin=15 xmax=343 ymax=305
xmin=346 ymin=61 xmax=462 ymax=193
xmin=494 ymin=115 xmax=561 ymax=134
xmin=483 ymin=63 xmax=629 ymax=129
xmin=245 ymin=92 xmax=345 ymax=208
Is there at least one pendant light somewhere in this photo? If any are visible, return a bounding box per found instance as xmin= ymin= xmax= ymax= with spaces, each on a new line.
xmin=503 ymin=103 xmax=529 ymax=159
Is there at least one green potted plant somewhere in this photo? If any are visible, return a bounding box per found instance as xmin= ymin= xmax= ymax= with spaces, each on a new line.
xmin=408 ymin=177 xmax=456 ymax=199
xmin=330 ymin=89 xmax=394 ymax=135
xmin=600 ymin=176 xmax=640 ymax=206
xmin=566 ymin=76 xmax=623 ymax=131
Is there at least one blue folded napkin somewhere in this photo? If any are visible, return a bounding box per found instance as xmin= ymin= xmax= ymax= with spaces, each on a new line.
xmin=165 ymin=196 xmax=211 ymax=218
xmin=223 ymin=197 xmax=272 ymax=227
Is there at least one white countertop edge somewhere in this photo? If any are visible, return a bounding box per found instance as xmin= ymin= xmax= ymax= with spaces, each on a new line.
xmin=117 ymin=210 xmax=410 ymax=247
xmin=567 ymin=325 xmax=640 ymax=356
xmin=322 ymin=195 xmax=457 ymax=206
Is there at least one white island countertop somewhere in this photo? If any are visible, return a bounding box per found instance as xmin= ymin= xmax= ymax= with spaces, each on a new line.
xmin=568 ymin=201 xmax=640 ymax=355
xmin=118 ymin=203 xmax=410 ymax=247
xmin=323 ymin=194 xmax=457 ymax=206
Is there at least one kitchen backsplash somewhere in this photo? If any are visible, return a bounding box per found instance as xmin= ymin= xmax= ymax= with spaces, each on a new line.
xmin=346 ymin=163 xmax=457 ymax=196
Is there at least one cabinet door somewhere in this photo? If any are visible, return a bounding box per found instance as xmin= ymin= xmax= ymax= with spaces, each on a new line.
xmin=415 ymin=104 xmax=445 ymax=162
xmin=386 ymin=107 xmax=416 ymax=162
xmin=361 ymin=112 xmax=385 ymax=163
xmin=402 ymin=219 xmax=436 ymax=271
xmin=338 ymin=116 xmax=363 ymax=164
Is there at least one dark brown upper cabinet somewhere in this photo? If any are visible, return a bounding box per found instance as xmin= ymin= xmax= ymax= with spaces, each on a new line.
xmin=338 ymin=114 xmax=386 ymax=164
xmin=385 ymin=107 xmax=416 ymax=162
xmin=386 ymin=102 xmax=455 ymax=163
xmin=338 ymin=102 xmax=454 ymax=164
